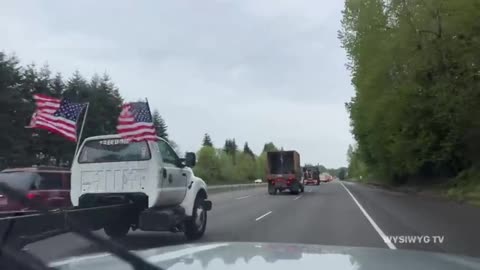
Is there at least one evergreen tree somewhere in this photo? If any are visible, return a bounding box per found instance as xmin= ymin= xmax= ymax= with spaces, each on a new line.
xmin=50 ymin=73 xmax=65 ymax=97
xmin=223 ymin=139 xmax=238 ymax=164
xmin=63 ymin=70 xmax=88 ymax=99
xmin=262 ymin=142 xmax=278 ymax=152
xmin=0 ymin=53 xmax=30 ymax=168
xmin=202 ymin=133 xmax=213 ymax=147
xmin=243 ymin=142 xmax=255 ymax=158
xmin=223 ymin=139 xmax=237 ymax=155
xmin=152 ymin=110 xmax=168 ymax=140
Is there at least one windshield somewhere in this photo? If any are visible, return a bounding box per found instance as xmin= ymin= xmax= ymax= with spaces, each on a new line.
xmin=1 ymin=0 xmax=480 ymax=268
xmin=0 ymin=172 xmax=64 ymax=191
xmin=78 ymin=139 xmax=151 ymax=163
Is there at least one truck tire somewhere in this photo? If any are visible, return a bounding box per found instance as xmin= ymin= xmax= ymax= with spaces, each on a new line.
xmin=268 ymin=184 xmax=276 ymax=195
xmin=104 ymin=221 xmax=130 ymax=239
xmin=290 ymin=183 xmax=300 ymax=195
xmin=184 ymin=193 xmax=207 ymax=240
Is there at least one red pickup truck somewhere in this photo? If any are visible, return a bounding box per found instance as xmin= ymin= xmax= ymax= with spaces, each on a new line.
xmin=0 ymin=166 xmax=71 ymax=216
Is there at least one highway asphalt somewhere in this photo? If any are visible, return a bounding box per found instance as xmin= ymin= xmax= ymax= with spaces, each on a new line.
xmin=21 ymin=180 xmax=480 ymax=262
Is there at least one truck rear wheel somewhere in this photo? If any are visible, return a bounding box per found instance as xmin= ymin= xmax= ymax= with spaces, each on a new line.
xmin=184 ymin=194 xmax=207 ymax=240
xmin=290 ymin=183 xmax=300 ymax=195
xmin=268 ymin=184 xmax=276 ymax=195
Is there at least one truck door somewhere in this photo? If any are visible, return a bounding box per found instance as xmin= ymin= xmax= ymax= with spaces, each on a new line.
xmin=157 ymin=140 xmax=188 ymax=204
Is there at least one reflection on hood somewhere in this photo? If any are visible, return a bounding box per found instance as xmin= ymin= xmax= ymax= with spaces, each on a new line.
xmin=51 ymin=242 xmax=480 ymax=270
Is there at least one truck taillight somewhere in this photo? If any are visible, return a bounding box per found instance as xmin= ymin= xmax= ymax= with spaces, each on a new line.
xmin=26 ymin=192 xmax=38 ymax=200
xmin=27 ymin=192 xmax=45 ymax=201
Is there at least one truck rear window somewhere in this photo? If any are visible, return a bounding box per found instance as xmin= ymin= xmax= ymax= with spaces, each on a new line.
xmin=0 ymin=172 xmax=35 ymax=192
xmin=78 ymin=139 xmax=151 ymax=163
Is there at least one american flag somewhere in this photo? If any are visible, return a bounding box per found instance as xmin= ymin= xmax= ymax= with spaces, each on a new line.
xmin=117 ymin=102 xmax=157 ymax=142
xmin=30 ymin=94 xmax=87 ymax=142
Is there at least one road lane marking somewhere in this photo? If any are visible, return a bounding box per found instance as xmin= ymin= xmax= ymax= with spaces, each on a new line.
xmin=255 ymin=211 xmax=272 ymax=221
xmin=50 ymin=253 xmax=111 ymax=267
xmin=294 ymin=195 xmax=302 ymax=200
xmin=339 ymin=181 xmax=397 ymax=250
xmin=236 ymin=195 xmax=250 ymax=200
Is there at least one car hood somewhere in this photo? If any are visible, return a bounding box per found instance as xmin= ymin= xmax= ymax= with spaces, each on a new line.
xmin=50 ymin=242 xmax=480 ymax=270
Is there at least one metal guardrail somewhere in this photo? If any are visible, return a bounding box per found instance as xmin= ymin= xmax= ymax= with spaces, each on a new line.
xmin=208 ymin=182 xmax=266 ymax=194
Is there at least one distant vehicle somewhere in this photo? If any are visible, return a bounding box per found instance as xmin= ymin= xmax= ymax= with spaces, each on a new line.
xmin=303 ymin=166 xmax=320 ymax=185
xmin=0 ymin=166 xmax=71 ymax=215
xmin=71 ymin=135 xmax=212 ymax=239
xmin=320 ymin=173 xmax=333 ymax=183
xmin=266 ymin=150 xmax=304 ymax=195
xmin=254 ymin=179 xmax=262 ymax=184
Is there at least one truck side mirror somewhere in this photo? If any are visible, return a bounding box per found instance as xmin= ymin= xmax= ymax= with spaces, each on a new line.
xmin=185 ymin=152 xmax=196 ymax=167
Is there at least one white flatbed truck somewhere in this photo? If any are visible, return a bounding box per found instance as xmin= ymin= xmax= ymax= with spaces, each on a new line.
xmin=70 ymin=135 xmax=212 ymax=239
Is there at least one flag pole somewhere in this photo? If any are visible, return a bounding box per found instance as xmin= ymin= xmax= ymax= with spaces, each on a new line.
xmin=144 ymin=98 xmax=158 ymax=142
xmin=73 ymin=103 xmax=89 ymax=159
xmin=145 ymin=98 xmax=152 ymax=117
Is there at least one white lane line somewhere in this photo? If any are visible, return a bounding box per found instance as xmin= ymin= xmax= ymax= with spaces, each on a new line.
xmin=255 ymin=211 xmax=272 ymax=221
xmin=294 ymin=195 xmax=302 ymax=200
xmin=339 ymin=181 xmax=397 ymax=250
xmin=235 ymin=195 xmax=250 ymax=200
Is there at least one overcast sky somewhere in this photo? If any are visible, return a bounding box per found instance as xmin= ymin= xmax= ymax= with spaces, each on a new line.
xmin=2 ymin=0 xmax=354 ymax=168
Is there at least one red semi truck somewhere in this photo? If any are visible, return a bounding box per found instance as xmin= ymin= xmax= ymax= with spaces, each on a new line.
xmin=266 ymin=151 xmax=304 ymax=195
xmin=303 ymin=166 xmax=320 ymax=185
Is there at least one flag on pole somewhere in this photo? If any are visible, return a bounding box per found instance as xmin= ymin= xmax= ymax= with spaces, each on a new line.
xmin=29 ymin=94 xmax=87 ymax=142
xmin=117 ymin=102 xmax=157 ymax=142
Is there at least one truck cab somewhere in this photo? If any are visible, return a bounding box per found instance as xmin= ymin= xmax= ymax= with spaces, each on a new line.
xmin=71 ymin=135 xmax=211 ymax=240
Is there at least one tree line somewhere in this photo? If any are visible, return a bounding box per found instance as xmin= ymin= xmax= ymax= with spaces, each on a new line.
xmin=194 ymin=135 xmax=280 ymax=184
xmin=339 ymin=0 xmax=480 ymax=184
xmin=0 ymin=52 xmax=169 ymax=169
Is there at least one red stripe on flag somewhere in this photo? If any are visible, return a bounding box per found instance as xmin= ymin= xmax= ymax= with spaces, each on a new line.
xmin=34 ymin=121 xmax=77 ymax=142
xmin=35 ymin=115 xmax=77 ymax=133
xmin=33 ymin=94 xmax=61 ymax=103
